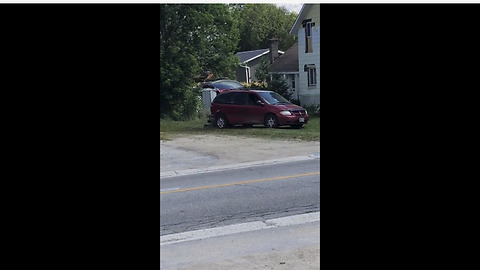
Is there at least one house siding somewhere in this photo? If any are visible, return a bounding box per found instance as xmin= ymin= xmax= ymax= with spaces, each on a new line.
xmin=235 ymin=54 xmax=271 ymax=83
xmin=236 ymin=67 xmax=247 ymax=83
xmin=248 ymin=56 xmax=265 ymax=83
xmin=297 ymin=5 xmax=320 ymax=107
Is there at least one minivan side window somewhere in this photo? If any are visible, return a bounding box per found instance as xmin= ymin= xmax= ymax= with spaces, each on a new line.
xmin=230 ymin=92 xmax=247 ymax=105
xmin=248 ymin=93 xmax=260 ymax=106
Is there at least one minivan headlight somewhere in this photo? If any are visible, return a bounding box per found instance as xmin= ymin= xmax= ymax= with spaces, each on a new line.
xmin=280 ymin=110 xmax=292 ymax=116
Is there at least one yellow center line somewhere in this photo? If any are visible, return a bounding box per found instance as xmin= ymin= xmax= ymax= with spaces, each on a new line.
xmin=160 ymin=172 xmax=320 ymax=195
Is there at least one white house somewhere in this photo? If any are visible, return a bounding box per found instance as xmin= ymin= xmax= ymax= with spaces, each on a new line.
xmin=289 ymin=4 xmax=320 ymax=107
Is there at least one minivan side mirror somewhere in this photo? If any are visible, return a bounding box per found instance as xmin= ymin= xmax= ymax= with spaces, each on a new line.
xmin=256 ymin=100 xmax=264 ymax=106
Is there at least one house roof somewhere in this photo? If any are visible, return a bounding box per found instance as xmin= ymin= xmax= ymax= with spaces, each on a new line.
xmin=289 ymin=4 xmax=318 ymax=35
xmin=268 ymin=43 xmax=298 ymax=73
xmin=235 ymin=48 xmax=284 ymax=64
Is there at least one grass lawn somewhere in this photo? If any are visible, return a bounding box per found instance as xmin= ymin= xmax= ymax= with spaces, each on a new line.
xmin=160 ymin=116 xmax=320 ymax=141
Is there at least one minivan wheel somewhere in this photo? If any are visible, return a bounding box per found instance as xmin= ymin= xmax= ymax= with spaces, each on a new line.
xmin=264 ymin=114 xmax=279 ymax=128
xmin=215 ymin=114 xmax=228 ymax=129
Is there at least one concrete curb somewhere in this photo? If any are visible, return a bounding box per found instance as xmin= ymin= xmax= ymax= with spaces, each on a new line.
xmin=160 ymin=154 xmax=319 ymax=178
xmin=160 ymin=212 xmax=320 ymax=246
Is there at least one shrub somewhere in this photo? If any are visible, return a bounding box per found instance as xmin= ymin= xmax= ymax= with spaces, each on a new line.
xmin=303 ymin=104 xmax=320 ymax=116
xmin=267 ymin=73 xmax=292 ymax=101
xmin=163 ymin=90 xmax=203 ymax=121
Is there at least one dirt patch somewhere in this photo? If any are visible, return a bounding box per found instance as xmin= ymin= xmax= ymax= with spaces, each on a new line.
xmin=175 ymin=246 xmax=320 ymax=270
xmin=161 ymin=135 xmax=320 ymax=164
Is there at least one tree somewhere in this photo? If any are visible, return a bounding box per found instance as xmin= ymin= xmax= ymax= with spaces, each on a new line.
xmin=160 ymin=4 xmax=240 ymax=120
xmin=254 ymin=57 xmax=269 ymax=82
xmin=236 ymin=4 xmax=297 ymax=52
xmin=267 ymin=73 xmax=292 ymax=101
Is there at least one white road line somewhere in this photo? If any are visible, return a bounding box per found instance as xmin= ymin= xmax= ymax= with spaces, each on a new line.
xmin=160 ymin=212 xmax=320 ymax=246
xmin=160 ymin=155 xmax=316 ymax=178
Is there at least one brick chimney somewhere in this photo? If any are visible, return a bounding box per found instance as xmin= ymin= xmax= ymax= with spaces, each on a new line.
xmin=269 ymin=38 xmax=279 ymax=64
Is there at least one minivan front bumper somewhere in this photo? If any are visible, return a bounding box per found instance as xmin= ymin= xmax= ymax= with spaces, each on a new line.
xmin=277 ymin=114 xmax=309 ymax=126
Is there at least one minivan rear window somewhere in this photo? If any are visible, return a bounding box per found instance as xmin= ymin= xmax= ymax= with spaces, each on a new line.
xmin=213 ymin=92 xmax=231 ymax=104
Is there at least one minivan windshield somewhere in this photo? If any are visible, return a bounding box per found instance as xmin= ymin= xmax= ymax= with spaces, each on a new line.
xmin=257 ymin=92 xmax=291 ymax=105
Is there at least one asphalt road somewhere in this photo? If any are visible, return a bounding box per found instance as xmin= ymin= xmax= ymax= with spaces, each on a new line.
xmin=160 ymin=158 xmax=320 ymax=236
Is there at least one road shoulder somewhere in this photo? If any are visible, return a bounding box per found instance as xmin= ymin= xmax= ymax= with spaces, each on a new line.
xmin=160 ymin=213 xmax=320 ymax=270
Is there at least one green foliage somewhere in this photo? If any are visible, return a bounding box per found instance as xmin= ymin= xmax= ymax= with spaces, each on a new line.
xmin=303 ymin=104 xmax=321 ymax=116
xmin=267 ymin=73 xmax=292 ymax=101
xmin=167 ymin=92 xmax=202 ymax=121
xmin=160 ymin=4 xmax=240 ymax=120
xmin=160 ymin=4 xmax=300 ymax=121
xmin=236 ymin=4 xmax=298 ymax=52
xmin=255 ymin=57 xmax=270 ymax=82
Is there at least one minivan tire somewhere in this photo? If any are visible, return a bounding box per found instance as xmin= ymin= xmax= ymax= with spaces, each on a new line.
xmin=215 ymin=114 xmax=228 ymax=129
xmin=264 ymin=114 xmax=279 ymax=128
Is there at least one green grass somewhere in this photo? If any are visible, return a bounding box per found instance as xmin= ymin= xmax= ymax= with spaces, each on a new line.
xmin=160 ymin=116 xmax=320 ymax=141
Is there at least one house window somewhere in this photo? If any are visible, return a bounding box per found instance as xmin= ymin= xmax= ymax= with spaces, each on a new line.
xmin=303 ymin=20 xmax=315 ymax=53
xmin=306 ymin=22 xmax=312 ymax=37
xmin=308 ymin=68 xmax=317 ymax=86
xmin=291 ymin=76 xmax=296 ymax=90
xmin=305 ymin=65 xmax=317 ymax=86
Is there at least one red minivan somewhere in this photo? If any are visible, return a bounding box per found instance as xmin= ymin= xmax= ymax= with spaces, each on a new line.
xmin=209 ymin=90 xmax=309 ymax=129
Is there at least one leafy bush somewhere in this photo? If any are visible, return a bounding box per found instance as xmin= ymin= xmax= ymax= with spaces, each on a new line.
xmin=255 ymin=57 xmax=270 ymax=82
xmin=267 ymin=73 xmax=292 ymax=101
xmin=303 ymin=104 xmax=320 ymax=116
xmin=161 ymin=90 xmax=203 ymax=121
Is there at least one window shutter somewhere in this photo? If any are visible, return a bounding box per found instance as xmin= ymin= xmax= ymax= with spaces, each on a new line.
xmin=307 ymin=37 xmax=312 ymax=53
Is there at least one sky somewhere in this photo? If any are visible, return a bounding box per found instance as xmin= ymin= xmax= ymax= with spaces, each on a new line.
xmin=275 ymin=3 xmax=304 ymax=14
